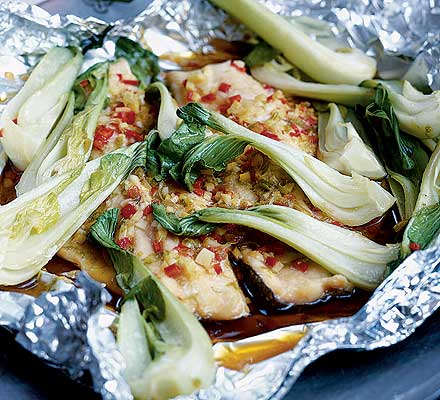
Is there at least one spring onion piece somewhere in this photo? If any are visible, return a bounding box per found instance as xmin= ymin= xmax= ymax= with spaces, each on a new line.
xmin=317 ymin=103 xmax=385 ymax=179
xmin=178 ymin=103 xmax=395 ymax=226
xmin=210 ymin=0 xmax=376 ymax=85
xmin=0 ymin=141 xmax=146 ymax=286
xmin=147 ymin=82 xmax=180 ymax=140
xmin=89 ymin=208 xmax=215 ymax=400
xmin=16 ymin=63 xmax=109 ymax=195
xmin=153 ymin=203 xmax=399 ymax=290
xmin=364 ymin=80 xmax=440 ymax=139
xmin=251 ymin=60 xmax=375 ymax=106
xmin=401 ymin=142 xmax=440 ymax=257
xmin=0 ymin=47 xmax=83 ymax=170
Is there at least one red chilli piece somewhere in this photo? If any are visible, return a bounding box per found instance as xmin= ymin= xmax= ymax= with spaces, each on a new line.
xmin=121 ymin=203 xmax=137 ymax=219
xmin=261 ymin=130 xmax=280 ymax=141
xmin=79 ymin=79 xmax=89 ymax=88
xmin=193 ymin=176 xmax=205 ymax=196
xmin=117 ymin=110 xmax=136 ymax=124
xmin=150 ymin=186 xmax=158 ymax=196
xmin=125 ymin=129 xmax=144 ymax=142
xmin=230 ymin=60 xmax=246 ymax=73
xmin=127 ymin=185 xmax=141 ymax=199
xmin=213 ymin=263 xmax=223 ymax=275
xmin=164 ymin=263 xmax=183 ymax=278
xmin=219 ymin=82 xmax=232 ymax=93
xmin=116 ymin=237 xmax=132 ymax=250
xmin=153 ymin=240 xmax=163 ymax=253
xmin=122 ymin=79 xmax=140 ymax=86
xmin=182 ymin=79 xmax=188 ymax=88
xmin=265 ymin=256 xmax=277 ymax=268
xmin=143 ymin=204 xmax=153 ymax=216
xmin=93 ymin=125 xmax=115 ymax=150
xmin=186 ymin=90 xmax=194 ymax=102
xmin=309 ymin=135 xmax=319 ymax=144
xmin=0 ymin=129 xmax=3 ymax=138
xmin=409 ymin=242 xmax=421 ymax=251
xmin=292 ymin=260 xmax=309 ymax=273
xmin=201 ymin=93 xmax=217 ymax=102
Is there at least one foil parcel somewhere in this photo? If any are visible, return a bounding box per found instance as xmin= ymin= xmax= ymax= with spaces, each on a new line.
xmin=0 ymin=1 xmax=439 ymax=399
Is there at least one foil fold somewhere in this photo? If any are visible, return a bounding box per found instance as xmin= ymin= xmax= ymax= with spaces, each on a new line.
xmin=0 ymin=1 xmax=439 ymax=399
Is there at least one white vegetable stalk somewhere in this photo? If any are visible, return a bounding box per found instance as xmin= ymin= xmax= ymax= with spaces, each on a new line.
xmin=118 ymin=265 xmax=215 ymax=400
xmin=149 ymin=82 xmax=180 ymax=140
xmin=382 ymin=80 xmax=440 ymax=139
xmin=0 ymin=145 xmax=6 ymax=175
xmin=251 ymin=61 xmax=374 ymax=106
xmin=317 ymin=103 xmax=386 ymax=179
xmin=182 ymin=104 xmax=395 ymax=226
xmin=0 ymin=142 xmax=145 ymax=285
xmin=197 ymin=205 xmax=399 ymax=289
xmin=210 ymin=0 xmax=376 ymax=85
xmin=0 ymin=47 xmax=83 ymax=170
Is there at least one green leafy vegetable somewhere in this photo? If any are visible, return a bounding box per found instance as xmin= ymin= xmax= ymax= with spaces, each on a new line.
xmin=0 ymin=141 xmax=146 ymax=286
xmin=115 ymin=37 xmax=160 ymax=89
xmin=251 ymin=60 xmax=375 ymax=106
xmin=364 ymin=80 xmax=440 ymax=139
xmin=146 ymin=82 xmax=180 ymax=140
xmin=401 ymin=142 xmax=440 ymax=256
xmin=244 ymin=41 xmax=279 ymax=67
xmin=317 ymin=103 xmax=385 ymax=179
xmin=210 ymin=0 xmax=376 ymax=85
xmin=145 ymin=118 xmax=206 ymax=182
xmin=1 ymin=46 xmax=83 ymax=170
xmin=363 ymin=84 xmax=429 ymax=221
xmin=89 ymin=208 xmax=215 ymax=400
xmin=16 ymin=62 xmax=109 ymax=195
xmin=177 ymin=103 xmax=395 ymax=226
xmin=153 ymin=204 xmax=399 ymax=290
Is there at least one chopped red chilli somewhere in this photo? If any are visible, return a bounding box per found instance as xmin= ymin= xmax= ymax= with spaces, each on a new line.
xmin=117 ymin=110 xmax=136 ymax=124
xmin=93 ymin=125 xmax=115 ymax=150
xmin=79 ymin=79 xmax=89 ymax=88
xmin=201 ymin=93 xmax=216 ymax=102
xmin=213 ymin=263 xmax=223 ymax=275
xmin=218 ymin=82 xmax=232 ymax=93
xmin=116 ymin=237 xmax=132 ymax=250
xmin=292 ymin=260 xmax=309 ymax=272
xmin=153 ymin=240 xmax=163 ymax=253
xmin=261 ymin=130 xmax=280 ymax=141
xmin=265 ymin=256 xmax=277 ymax=267
xmin=143 ymin=204 xmax=153 ymax=216
xmin=127 ymin=185 xmax=141 ymax=199
xmin=121 ymin=203 xmax=137 ymax=219
xmin=125 ymin=129 xmax=144 ymax=142
xmin=409 ymin=242 xmax=421 ymax=251
xmin=164 ymin=263 xmax=183 ymax=278
xmin=230 ymin=60 xmax=246 ymax=73
xmin=122 ymin=79 xmax=140 ymax=86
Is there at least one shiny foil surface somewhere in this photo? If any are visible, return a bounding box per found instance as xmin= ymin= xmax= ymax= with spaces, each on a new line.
xmin=0 ymin=1 xmax=439 ymax=399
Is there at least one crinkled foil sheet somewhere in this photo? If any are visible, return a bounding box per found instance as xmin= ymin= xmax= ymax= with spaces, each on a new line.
xmin=0 ymin=1 xmax=440 ymax=399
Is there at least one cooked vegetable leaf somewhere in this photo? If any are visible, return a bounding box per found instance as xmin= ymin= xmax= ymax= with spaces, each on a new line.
xmin=177 ymin=103 xmax=395 ymax=226
xmin=210 ymin=0 xmax=376 ymax=85
xmin=145 ymin=118 xmax=206 ymax=182
xmin=317 ymin=103 xmax=385 ymax=179
xmin=89 ymin=208 xmax=215 ymax=400
xmin=115 ymin=37 xmax=160 ymax=89
xmin=251 ymin=60 xmax=374 ymax=106
xmin=146 ymin=82 xmax=180 ymax=140
xmin=0 ymin=46 xmax=83 ymax=170
xmin=17 ymin=62 xmax=109 ymax=195
xmin=244 ymin=41 xmax=279 ymax=67
xmin=152 ymin=203 xmax=217 ymax=236
xmin=0 ymin=141 xmax=145 ymax=286
xmin=153 ymin=204 xmax=399 ymax=290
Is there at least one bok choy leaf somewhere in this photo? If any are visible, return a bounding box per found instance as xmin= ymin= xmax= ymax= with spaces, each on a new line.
xmin=210 ymin=0 xmax=376 ymax=85
xmin=251 ymin=60 xmax=375 ymax=106
xmin=16 ymin=62 xmax=109 ymax=195
xmin=0 ymin=46 xmax=83 ymax=170
xmin=401 ymin=142 xmax=440 ymax=257
xmin=177 ymin=103 xmax=395 ymax=226
xmin=89 ymin=208 xmax=215 ymax=400
xmin=152 ymin=203 xmax=399 ymax=290
xmin=115 ymin=37 xmax=160 ymax=89
xmin=146 ymin=82 xmax=180 ymax=140
xmin=317 ymin=103 xmax=385 ymax=179
xmin=0 ymin=141 xmax=146 ymax=286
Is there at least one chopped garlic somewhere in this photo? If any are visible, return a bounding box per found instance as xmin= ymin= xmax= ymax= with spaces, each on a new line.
xmin=195 ymin=248 xmax=215 ymax=267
